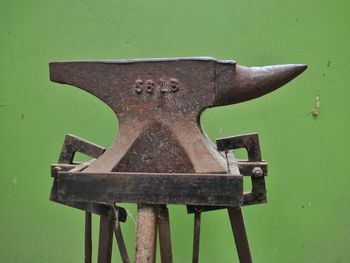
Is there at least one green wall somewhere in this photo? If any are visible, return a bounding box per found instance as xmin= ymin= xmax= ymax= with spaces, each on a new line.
xmin=1 ymin=0 xmax=349 ymax=262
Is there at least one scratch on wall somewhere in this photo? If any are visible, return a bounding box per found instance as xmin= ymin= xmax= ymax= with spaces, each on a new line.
xmin=310 ymin=93 xmax=320 ymax=118
xmin=12 ymin=177 xmax=17 ymax=185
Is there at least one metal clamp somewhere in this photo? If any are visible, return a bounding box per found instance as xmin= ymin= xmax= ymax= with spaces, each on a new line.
xmin=216 ymin=132 xmax=268 ymax=206
xmin=50 ymin=134 xmax=127 ymax=219
xmin=58 ymin=134 xmax=105 ymax=164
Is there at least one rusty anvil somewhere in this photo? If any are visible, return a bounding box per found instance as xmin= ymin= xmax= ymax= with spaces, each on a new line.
xmin=49 ymin=57 xmax=306 ymax=263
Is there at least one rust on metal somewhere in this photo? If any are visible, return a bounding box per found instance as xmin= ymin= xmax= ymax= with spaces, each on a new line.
xmin=49 ymin=58 xmax=306 ymax=176
xmin=217 ymin=133 xmax=267 ymax=206
xmin=58 ymin=134 xmax=105 ymax=164
xmin=85 ymin=211 xmax=92 ymax=263
xmin=228 ymin=208 xmax=253 ymax=263
xmin=112 ymin=206 xmax=130 ymax=263
xmin=192 ymin=212 xmax=201 ymax=263
xmin=157 ymin=206 xmax=173 ymax=263
xmin=49 ymin=57 xmax=307 ymax=263
xmin=55 ymin=171 xmax=243 ymax=206
xmin=98 ymin=211 xmax=114 ymax=263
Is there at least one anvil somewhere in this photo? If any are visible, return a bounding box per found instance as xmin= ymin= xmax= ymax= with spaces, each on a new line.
xmin=49 ymin=57 xmax=306 ymax=263
xmin=50 ymin=57 xmax=306 ymax=174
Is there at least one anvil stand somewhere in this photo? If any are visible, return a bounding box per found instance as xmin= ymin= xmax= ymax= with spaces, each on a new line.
xmin=51 ymin=132 xmax=267 ymax=263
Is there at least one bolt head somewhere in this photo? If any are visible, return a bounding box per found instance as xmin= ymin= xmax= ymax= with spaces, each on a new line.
xmin=252 ymin=167 xmax=263 ymax=177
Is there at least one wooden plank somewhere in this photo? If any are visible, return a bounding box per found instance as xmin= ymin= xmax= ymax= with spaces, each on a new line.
xmin=56 ymin=172 xmax=243 ymax=207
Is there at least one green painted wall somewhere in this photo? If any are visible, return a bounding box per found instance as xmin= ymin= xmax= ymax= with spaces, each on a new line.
xmin=1 ymin=0 xmax=349 ymax=262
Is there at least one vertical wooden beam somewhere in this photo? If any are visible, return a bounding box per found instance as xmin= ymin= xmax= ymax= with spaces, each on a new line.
xmin=134 ymin=204 xmax=157 ymax=263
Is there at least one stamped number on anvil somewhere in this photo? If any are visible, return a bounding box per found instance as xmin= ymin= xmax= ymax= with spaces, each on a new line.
xmin=134 ymin=78 xmax=180 ymax=94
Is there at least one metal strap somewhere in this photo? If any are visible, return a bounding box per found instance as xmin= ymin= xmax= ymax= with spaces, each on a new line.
xmin=112 ymin=206 xmax=130 ymax=263
xmin=157 ymin=206 xmax=173 ymax=263
xmin=228 ymin=208 xmax=253 ymax=263
xmin=85 ymin=211 xmax=92 ymax=263
xmin=192 ymin=212 xmax=201 ymax=263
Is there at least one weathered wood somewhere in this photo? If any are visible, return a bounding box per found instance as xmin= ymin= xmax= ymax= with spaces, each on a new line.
xmin=135 ymin=205 xmax=157 ymax=263
xmin=56 ymin=171 xmax=243 ymax=207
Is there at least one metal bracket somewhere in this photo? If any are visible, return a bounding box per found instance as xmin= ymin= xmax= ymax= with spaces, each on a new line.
xmin=50 ymin=134 xmax=127 ymax=221
xmin=187 ymin=133 xmax=267 ymax=214
xmin=58 ymin=134 xmax=105 ymax=164
xmin=216 ymin=133 xmax=268 ymax=206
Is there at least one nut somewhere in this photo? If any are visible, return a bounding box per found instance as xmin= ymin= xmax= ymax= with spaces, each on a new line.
xmin=252 ymin=167 xmax=263 ymax=177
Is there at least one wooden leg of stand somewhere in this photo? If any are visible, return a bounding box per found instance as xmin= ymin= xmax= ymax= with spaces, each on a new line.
xmin=158 ymin=205 xmax=173 ymax=263
xmin=135 ymin=204 xmax=157 ymax=263
xmin=192 ymin=212 xmax=201 ymax=263
xmin=85 ymin=212 xmax=92 ymax=263
xmin=98 ymin=212 xmax=114 ymax=263
xmin=227 ymin=208 xmax=252 ymax=263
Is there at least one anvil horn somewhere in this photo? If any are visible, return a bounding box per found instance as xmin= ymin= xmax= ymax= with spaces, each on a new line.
xmin=218 ymin=64 xmax=307 ymax=105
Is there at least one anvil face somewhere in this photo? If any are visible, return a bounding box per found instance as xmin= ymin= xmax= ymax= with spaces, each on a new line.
xmin=49 ymin=57 xmax=306 ymax=175
xmin=50 ymin=58 xmax=235 ymax=121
